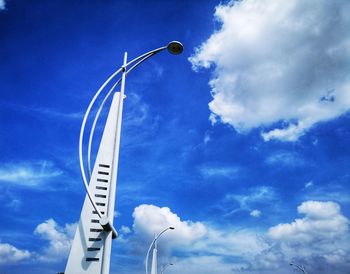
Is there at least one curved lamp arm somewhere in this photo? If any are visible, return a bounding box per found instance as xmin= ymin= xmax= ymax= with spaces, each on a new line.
xmin=79 ymin=67 xmax=124 ymax=219
xmin=145 ymin=227 xmax=175 ymax=274
xmin=87 ymin=50 xmax=161 ymax=178
xmin=79 ymin=42 xmax=183 ymax=234
xmin=86 ymin=42 xmax=183 ymax=177
xmin=87 ymin=79 xmax=122 ymax=178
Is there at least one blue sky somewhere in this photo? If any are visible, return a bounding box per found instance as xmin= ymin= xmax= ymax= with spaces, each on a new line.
xmin=1 ymin=0 xmax=350 ymax=274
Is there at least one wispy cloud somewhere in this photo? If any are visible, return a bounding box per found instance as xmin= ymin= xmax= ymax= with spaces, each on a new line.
xmin=223 ymin=186 xmax=278 ymax=216
xmin=30 ymin=106 xmax=83 ymax=120
xmin=250 ymin=209 xmax=262 ymax=218
xmin=203 ymin=131 xmax=211 ymax=144
xmin=304 ymin=180 xmax=313 ymax=188
xmin=123 ymin=93 xmax=150 ymax=127
xmin=198 ymin=165 xmax=238 ymax=178
xmin=0 ymin=0 xmax=5 ymax=10
xmin=0 ymin=161 xmax=63 ymax=186
xmin=302 ymin=183 xmax=350 ymax=204
xmin=1 ymin=102 xmax=83 ymax=120
xmin=265 ymin=151 xmax=307 ymax=167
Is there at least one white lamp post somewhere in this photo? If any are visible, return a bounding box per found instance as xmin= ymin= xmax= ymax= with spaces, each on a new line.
xmin=145 ymin=227 xmax=175 ymax=274
xmin=64 ymin=42 xmax=183 ymax=274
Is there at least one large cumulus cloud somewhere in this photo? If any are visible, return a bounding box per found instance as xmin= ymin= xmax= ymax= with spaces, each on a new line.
xmin=190 ymin=0 xmax=350 ymax=141
xmin=130 ymin=202 xmax=349 ymax=274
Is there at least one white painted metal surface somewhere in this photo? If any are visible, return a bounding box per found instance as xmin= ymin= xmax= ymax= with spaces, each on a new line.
xmin=150 ymin=244 xmax=158 ymax=274
xmin=65 ymin=91 xmax=123 ymax=274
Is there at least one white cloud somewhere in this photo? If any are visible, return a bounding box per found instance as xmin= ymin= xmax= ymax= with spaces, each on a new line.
xmin=225 ymin=186 xmax=277 ymax=215
xmin=123 ymin=93 xmax=150 ymax=127
xmin=305 ymin=181 xmax=313 ymax=188
xmin=203 ymin=131 xmax=211 ymax=144
xmin=2 ymin=101 xmax=84 ymax=120
xmin=250 ymin=209 xmax=261 ymax=218
xmin=120 ymin=225 xmax=131 ymax=235
xmin=269 ymin=201 xmax=349 ymax=242
xmin=266 ymin=201 xmax=350 ymax=270
xmin=0 ymin=0 xmax=5 ymax=10
xmin=265 ymin=151 xmax=306 ymax=167
xmin=190 ymin=0 xmax=350 ymax=142
xmin=302 ymin=184 xmax=350 ymax=204
xmin=0 ymin=243 xmax=31 ymax=264
xmin=34 ymin=219 xmax=76 ymax=262
xmin=0 ymin=161 xmax=62 ymax=186
xmin=133 ymin=204 xmax=206 ymax=246
xmin=132 ymin=204 xmax=265 ymax=260
xmin=7 ymin=198 xmax=22 ymax=210
xmin=198 ymin=165 xmax=238 ymax=178
xmin=130 ymin=201 xmax=350 ymax=274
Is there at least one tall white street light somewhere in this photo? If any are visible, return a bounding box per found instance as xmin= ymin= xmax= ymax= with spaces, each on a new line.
xmin=160 ymin=263 xmax=174 ymax=274
xmin=64 ymin=41 xmax=183 ymax=274
xmin=145 ymin=227 xmax=175 ymax=274
xmin=290 ymin=262 xmax=308 ymax=274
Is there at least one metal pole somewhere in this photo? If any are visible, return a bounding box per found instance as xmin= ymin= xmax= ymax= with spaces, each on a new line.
xmin=150 ymin=239 xmax=158 ymax=274
xmin=100 ymin=52 xmax=128 ymax=274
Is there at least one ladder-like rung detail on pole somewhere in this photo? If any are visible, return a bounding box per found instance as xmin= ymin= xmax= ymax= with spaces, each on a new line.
xmin=86 ymin=257 xmax=99 ymax=262
xmin=96 ymin=186 xmax=108 ymax=190
xmin=92 ymin=210 xmax=105 ymax=214
xmin=98 ymin=171 xmax=109 ymax=175
xmin=96 ymin=202 xmax=106 ymax=206
xmin=89 ymin=238 xmax=102 ymax=242
xmin=95 ymin=194 xmax=107 ymax=198
xmin=90 ymin=228 xmax=103 ymax=232
xmin=87 ymin=247 xmax=101 ymax=251
xmin=64 ymin=90 xmax=124 ymax=273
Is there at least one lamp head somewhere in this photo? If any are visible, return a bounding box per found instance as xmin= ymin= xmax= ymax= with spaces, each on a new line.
xmin=169 ymin=226 xmax=175 ymax=230
xmin=167 ymin=41 xmax=183 ymax=55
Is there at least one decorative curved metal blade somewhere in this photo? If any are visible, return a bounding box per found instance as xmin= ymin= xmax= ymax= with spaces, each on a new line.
xmin=65 ymin=92 xmax=123 ymax=274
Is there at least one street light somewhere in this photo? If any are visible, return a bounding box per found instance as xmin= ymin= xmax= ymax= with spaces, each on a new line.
xmin=145 ymin=227 xmax=175 ymax=274
xmin=64 ymin=42 xmax=182 ymax=274
xmin=160 ymin=263 xmax=174 ymax=274
xmin=290 ymin=262 xmax=308 ymax=274
xmin=80 ymin=41 xmax=184 ymax=222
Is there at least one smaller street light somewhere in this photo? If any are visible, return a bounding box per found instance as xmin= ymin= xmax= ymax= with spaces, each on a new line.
xmin=160 ymin=263 xmax=174 ymax=274
xmin=290 ymin=262 xmax=308 ymax=274
xmin=146 ymin=227 xmax=175 ymax=274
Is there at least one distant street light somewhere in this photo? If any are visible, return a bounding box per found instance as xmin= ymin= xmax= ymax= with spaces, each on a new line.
xmin=290 ymin=262 xmax=308 ymax=274
xmin=145 ymin=227 xmax=175 ymax=274
xmin=160 ymin=263 xmax=174 ymax=274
